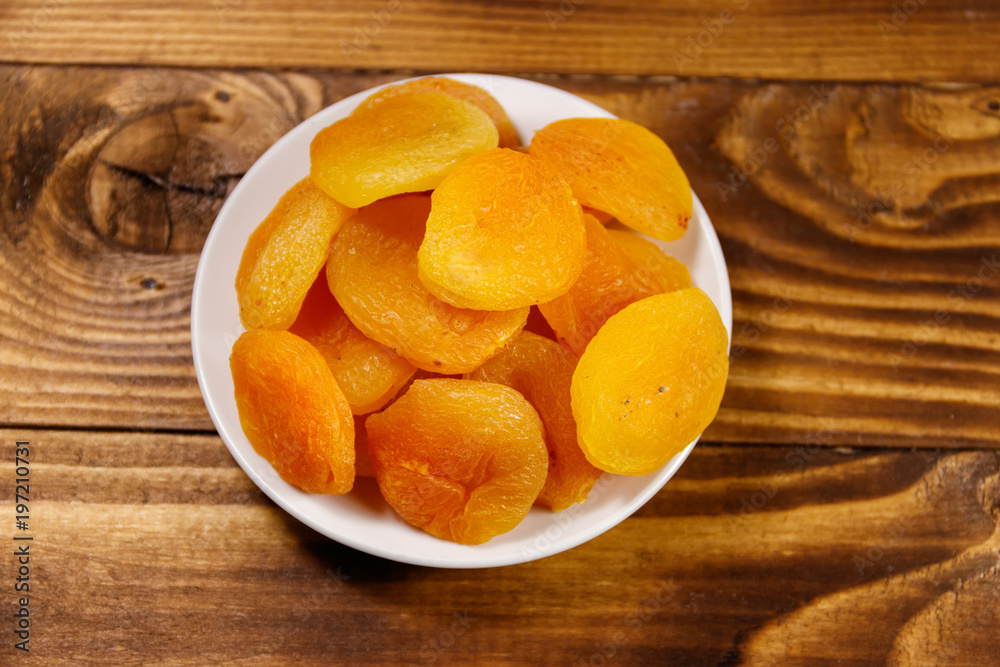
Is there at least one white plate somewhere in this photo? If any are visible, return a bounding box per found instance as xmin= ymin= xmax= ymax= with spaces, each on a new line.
xmin=191 ymin=74 xmax=732 ymax=568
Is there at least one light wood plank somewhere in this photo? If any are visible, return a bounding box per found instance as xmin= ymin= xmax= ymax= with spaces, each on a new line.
xmin=0 ymin=1 xmax=998 ymax=82
xmin=2 ymin=67 xmax=998 ymax=446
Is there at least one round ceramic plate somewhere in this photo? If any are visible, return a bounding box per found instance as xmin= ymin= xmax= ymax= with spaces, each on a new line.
xmin=191 ymin=74 xmax=732 ymax=568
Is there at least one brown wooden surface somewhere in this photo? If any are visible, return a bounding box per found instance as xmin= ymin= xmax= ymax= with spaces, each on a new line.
xmin=1 ymin=2 xmax=999 ymax=665
xmin=1 ymin=432 xmax=998 ymax=665
xmin=3 ymin=66 xmax=997 ymax=447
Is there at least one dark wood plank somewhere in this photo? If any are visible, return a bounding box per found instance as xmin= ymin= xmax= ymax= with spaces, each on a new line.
xmin=1 ymin=1 xmax=999 ymax=83
xmin=1 ymin=430 xmax=997 ymax=665
xmin=0 ymin=67 xmax=388 ymax=431
xmin=3 ymin=66 xmax=999 ymax=446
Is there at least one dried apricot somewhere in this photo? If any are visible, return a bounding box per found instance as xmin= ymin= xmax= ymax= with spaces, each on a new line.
xmin=326 ymin=194 xmax=528 ymax=374
xmin=571 ymin=289 xmax=729 ymax=476
xmin=310 ymin=93 xmax=499 ymax=208
xmin=353 ymin=76 xmax=520 ymax=149
xmin=392 ymin=368 xmax=465 ymax=397
xmin=538 ymin=214 xmax=665 ymax=356
xmin=235 ymin=177 xmax=355 ymax=330
xmin=584 ymin=208 xmax=615 ymax=224
xmin=365 ymin=379 xmax=548 ymax=544
xmin=230 ymin=329 xmax=355 ymax=494
xmin=530 ymin=117 xmax=692 ymax=241
xmin=418 ymin=148 xmax=586 ymax=310
xmin=289 ymin=270 xmax=417 ymax=415
xmin=606 ymin=229 xmax=691 ymax=294
xmin=467 ymin=331 xmax=602 ymax=512
xmin=353 ymin=415 xmax=376 ymax=478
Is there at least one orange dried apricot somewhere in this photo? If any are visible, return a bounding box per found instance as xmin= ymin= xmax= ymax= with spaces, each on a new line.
xmin=467 ymin=331 xmax=602 ymax=512
xmin=326 ymin=194 xmax=528 ymax=374
xmin=391 ymin=368 xmax=465 ymax=400
xmin=538 ymin=214 xmax=665 ymax=356
xmin=418 ymin=148 xmax=586 ymax=310
xmin=606 ymin=229 xmax=691 ymax=294
xmin=230 ymin=329 xmax=355 ymax=494
xmin=571 ymin=288 xmax=729 ymax=476
xmin=310 ymin=93 xmax=498 ymax=208
xmin=353 ymin=76 xmax=520 ymax=149
xmin=353 ymin=415 xmax=376 ymax=478
xmin=365 ymin=379 xmax=548 ymax=544
xmin=235 ymin=177 xmax=355 ymax=330
xmin=530 ymin=117 xmax=692 ymax=241
xmin=584 ymin=208 xmax=615 ymax=224
xmin=289 ymin=270 xmax=417 ymax=415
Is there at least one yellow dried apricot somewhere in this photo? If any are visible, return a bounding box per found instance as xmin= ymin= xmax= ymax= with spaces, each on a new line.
xmin=230 ymin=329 xmax=355 ymax=494
xmin=365 ymin=379 xmax=548 ymax=544
xmin=418 ymin=148 xmax=586 ymax=310
xmin=530 ymin=117 xmax=692 ymax=241
xmin=235 ymin=177 xmax=355 ymax=330
xmin=538 ymin=214 xmax=665 ymax=356
xmin=353 ymin=76 xmax=520 ymax=149
xmin=289 ymin=270 xmax=417 ymax=415
xmin=467 ymin=331 xmax=602 ymax=512
xmin=326 ymin=194 xmax=528 ymax=374
xmin=571 ymin=289 xmax=729 ymax=476
xmin=606 ymin=229 xmax=691 ymax=294
xmin=310 ymin=93 xmax=498 ymax=208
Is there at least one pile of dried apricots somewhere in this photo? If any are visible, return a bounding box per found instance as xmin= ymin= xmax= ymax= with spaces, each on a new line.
xmin=229 ymin=77 xmax=729 ymax=545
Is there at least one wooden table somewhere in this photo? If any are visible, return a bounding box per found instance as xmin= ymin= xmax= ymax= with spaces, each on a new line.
xmin=2 ymin=2 xmax=999 ymax=664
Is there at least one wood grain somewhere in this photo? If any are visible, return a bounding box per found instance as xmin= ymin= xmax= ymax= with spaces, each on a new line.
xmin=2 ymin=5 xmax=996 ymax=665
xmin=1 ymin=430 xmax=997 ymax=665
xmin=2 ymin=66 xmax=998 ymax=447
xmin=0 ymin=67 xmax=381 ymax=430
xmin=1 ymin=1 xmax=999 ymax=83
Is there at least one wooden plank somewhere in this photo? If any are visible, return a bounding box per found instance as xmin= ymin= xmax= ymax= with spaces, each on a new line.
xmin=2 ymin=66 xmax=998 ymax=446
xmin=0 ymin=430 xmax=997 ymax=664
xmin=1 ymin=1 xmax=999 ymax=83
xmin=0 ymin=67 xmax=389 ymax=432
